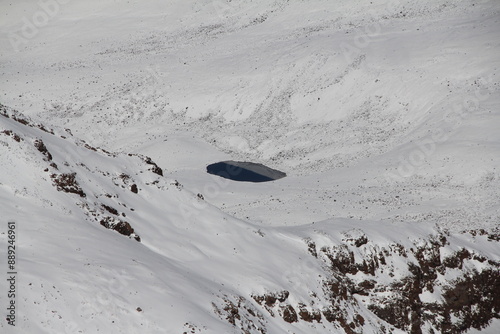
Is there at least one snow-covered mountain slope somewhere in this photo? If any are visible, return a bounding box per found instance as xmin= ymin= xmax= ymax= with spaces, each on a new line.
xmin=0 ymin=105 xmax=499 ymax=333
xmin=1 ymin=0 xmax=499 ymax=230
xmin=1 ymin=0 xmax=500 ymax=333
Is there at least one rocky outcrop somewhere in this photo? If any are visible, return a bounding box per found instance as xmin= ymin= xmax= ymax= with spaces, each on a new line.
xmin=214 ymin=230 xmax=498 ymax=334
xmin=100 ymin=216 xmax=140 ymax=242
xmin=51 ymin=173 xmax=86 ymax=198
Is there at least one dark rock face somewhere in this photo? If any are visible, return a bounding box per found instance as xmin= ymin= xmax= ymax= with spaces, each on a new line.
xmin=127 ymin=153 xmax=164 ymax=176
xmin=34 ymin=139 xmax=53 ymax=161
xmin=51 ymin=173 xmax=86 ymax=198
xmin=281 ymin=305 xmax=298 ymax=323
xmin=100 ymin=217 xmax=140 ymax=242
xmin=102 ymin=204 xmax=119 ymax=215
xmin=142 ymin=156 xmax=163 ymax=176
xmin=213 ymin=231 xmax=499 ymax=334
xmin=1 ymin=130 xmax=22 ymax=142
xmin=320 ymin=233 xmax=500 ymax=334
xmin=206 ymin=161 xmax=286 ymax=182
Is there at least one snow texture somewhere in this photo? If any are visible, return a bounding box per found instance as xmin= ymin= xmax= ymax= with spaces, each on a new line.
xmin=0 ymin=0 xmax=499 ymax=333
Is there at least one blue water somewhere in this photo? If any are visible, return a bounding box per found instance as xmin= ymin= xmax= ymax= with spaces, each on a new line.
xmin=206 ymin=161 xmax=286 ymax=183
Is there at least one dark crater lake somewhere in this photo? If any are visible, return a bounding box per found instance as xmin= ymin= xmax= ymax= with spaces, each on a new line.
xmin=206 ymin=161 xmax=286 ymax=183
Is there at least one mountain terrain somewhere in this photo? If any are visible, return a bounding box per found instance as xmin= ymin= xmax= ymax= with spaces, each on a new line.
xmin=0 ymin=0 xmax=499 ymax=333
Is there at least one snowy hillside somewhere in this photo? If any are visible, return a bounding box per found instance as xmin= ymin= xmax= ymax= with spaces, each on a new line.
xmin=1 ymin=106 xmax=498 ymax=333
xmin=0 ymin=0 xmax=499 ymax=333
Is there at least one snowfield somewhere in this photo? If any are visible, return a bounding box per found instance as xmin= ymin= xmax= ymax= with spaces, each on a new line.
xmin=0 ymin=0 xmax=499 ymax=333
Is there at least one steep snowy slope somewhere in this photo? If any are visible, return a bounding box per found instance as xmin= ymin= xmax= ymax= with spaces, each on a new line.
xmin=1 ymin=0 xmax=499 ymax=230
xmin=0 ymin=105 xmax=499 ymax=333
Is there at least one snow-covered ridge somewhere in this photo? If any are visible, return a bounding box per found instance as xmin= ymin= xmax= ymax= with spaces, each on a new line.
xmin=1 ymin=105 xmax=498 ymax=333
